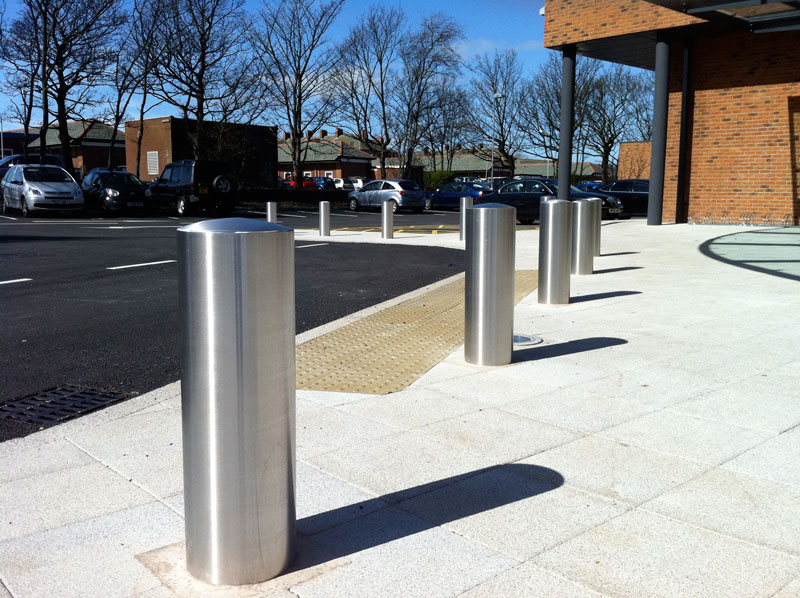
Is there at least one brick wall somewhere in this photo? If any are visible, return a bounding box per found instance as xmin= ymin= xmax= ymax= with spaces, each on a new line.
xmin=618 ymin=142 xmax=652 ymax=179
xmin=544 ymin=0 xmax=701 ymax=48
xmin=664 ymin=32 xmax=800 ymax=224
xmin=125 ymin=119 xmax=174 ymax=181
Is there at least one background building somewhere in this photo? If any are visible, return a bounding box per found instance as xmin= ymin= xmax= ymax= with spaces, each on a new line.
xmin=28 ymin=121 xmax=125 ymax=177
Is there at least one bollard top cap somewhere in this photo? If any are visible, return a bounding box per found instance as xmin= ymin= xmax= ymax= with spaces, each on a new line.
xmin=467 ymin=203 xmax=515 ymax=210
xmin=178 ymin=218 xmax=292 ymax=234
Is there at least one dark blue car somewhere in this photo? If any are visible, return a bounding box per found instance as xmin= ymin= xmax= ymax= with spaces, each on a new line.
xmin=308 ymin=176 xmax=335 ymax=190
xmin=425 ymin=181 xmax=490 ymax=210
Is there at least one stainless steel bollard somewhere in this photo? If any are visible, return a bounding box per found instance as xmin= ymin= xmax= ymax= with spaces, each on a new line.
xmin=266 ymin=201 xmax=277 ymax=223
xmin=538 ymin=199 xmax=572 ymax=304
xmin=382 ymin=200 xmax=393 ymax=239
xmin=464 ymin=203 xmax=516 ymax=366
xmin=459 ymin=196 xmax=473 ymax=241
xmin=319 ymin=201 xmax=330 ymax=236
xmin=587 ymin=197 xmax=602 ymax=256
xmin=571 ymin=199 xmax=594 ymax=275
xmin=178 ymin=218 xmax=296 ymax=586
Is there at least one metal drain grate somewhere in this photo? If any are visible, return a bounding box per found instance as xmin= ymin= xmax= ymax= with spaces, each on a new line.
xmin=0 ymin=385 xmax=131 ymax=425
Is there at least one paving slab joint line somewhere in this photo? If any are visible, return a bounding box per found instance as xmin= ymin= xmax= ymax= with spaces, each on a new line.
xmin=64 ymin=437 xmax=184 ymax=519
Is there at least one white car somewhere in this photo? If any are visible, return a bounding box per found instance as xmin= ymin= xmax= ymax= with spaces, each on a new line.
xmin=333 ymin=177 xmax=354 ymax=190
xmin=347 ymin=177 xmax=368 ymax=190
xmin=1 ymin=165 xmax=84 ymax=217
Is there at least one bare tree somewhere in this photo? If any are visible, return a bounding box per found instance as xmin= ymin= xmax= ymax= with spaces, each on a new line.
xmin=151 ymin=0 xmax=254 ymax=159
xmin=389 ymin=14 xmax=462 ymax=179
xmin=101 ymin=25 xmax=140 ymax=169
xmin=336 ymin=5 xmax=404 ymax=178
xmin=130 ymin=0 xmax=163 ymax=177
xmin=422 ymin=80 xmax=471 ymax=171
xmin=631 ymin=69 xmax=654 ymax=141
xmin=466 ymin=50 xmax=527 ymax=178
xmin=252 ymin=0 xmax=345 ymax=185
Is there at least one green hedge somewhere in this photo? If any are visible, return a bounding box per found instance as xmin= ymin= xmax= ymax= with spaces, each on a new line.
xmin=423 ymin=170 xmax=456 ymax=191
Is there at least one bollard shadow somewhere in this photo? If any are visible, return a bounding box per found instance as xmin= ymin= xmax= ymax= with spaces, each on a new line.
xmin=592 ymin=266 xmax=643 ymax=274
xmin=293 ymin=463 xmax=563 ymax=567
xmin=601 ymin=251 xmax=639 ymax=257
xmin=570 ymin=290 xmax=642 ymax=303
xmin=511 ymin=336 xmax=627 ymax=363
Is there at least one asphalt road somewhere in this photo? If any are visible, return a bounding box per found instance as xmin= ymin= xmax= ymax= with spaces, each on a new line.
xmin=0 ymin=209 xmax=464 ymax=440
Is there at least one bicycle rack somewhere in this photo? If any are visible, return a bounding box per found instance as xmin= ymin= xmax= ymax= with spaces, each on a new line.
xmin=703 ymin=211 xmax=714 ymax=224
xmin=762 ymin=214 xmax=773 ymax=226
xmin=782 ymin=214 xmax=793 ymax=226
xmin=720 ymin=211 xmax=730 ymax=224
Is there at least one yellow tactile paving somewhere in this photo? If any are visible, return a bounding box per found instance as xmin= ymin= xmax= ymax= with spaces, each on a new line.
xmin=296 ymin=270 xmax=538 ymax=394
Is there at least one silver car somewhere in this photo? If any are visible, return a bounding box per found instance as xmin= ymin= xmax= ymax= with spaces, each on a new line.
xmin=1 ymin=165 xmax=84 ymax=217
xmin=347 ymin=179 xmax=425 ymax=213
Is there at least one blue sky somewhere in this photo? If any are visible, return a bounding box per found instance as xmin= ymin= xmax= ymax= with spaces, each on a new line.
xmin=1 ymin=0 xmax=550 ymax=127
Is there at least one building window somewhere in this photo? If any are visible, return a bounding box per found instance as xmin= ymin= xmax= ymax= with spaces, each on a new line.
xmin=147 ymin=151 xmax=159 ymax=175
xmin=284 ymin=172 xmax=292 ymax=179
xmin=324 ymin=171 xmax=333 ymax=178
xmin=303 ymin=171 xmax=312 ymax=177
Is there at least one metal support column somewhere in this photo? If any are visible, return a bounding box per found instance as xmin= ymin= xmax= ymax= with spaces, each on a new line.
xmin=464 ymin=203 xmax=516 ymax=366
xmin=178 ymin=218 xmax=296 ymax=586
xmin=382 ymin=201 xmax=393 ymax=239
xmin=587 ymin=197 xmax=602 ymax=256
xmin=319 ymin=201 xmax=330 ymax=236
xmin=571 ymin=200 xmax=594 ymax=275
xmin=649 ymin=36 xmax=670 ymax=226
xmin=266 ymin=201 xmax=277 ymax=223
xmin=459 ymin=196 xmax=473 ymax=241
xmin=676 ymin=39 xmax=691 ymax=224
xmin=558 ymin=45 xmax=576 ymax=200
xmin=538 ymin=199 xmax=572 ymax=304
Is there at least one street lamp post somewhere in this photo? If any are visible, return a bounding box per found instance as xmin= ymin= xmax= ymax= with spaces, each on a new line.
xmin=491 ymin=93 xmax=504 ymax=189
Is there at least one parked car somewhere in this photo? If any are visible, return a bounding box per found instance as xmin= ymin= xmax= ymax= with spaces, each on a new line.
xmin=577 ymin=181 xmax=603 ymax=192
xmin=82 ymin=168 xmax=153 ymax=214
xmin=347 ymin=177 xmax=369 ymax=190
xmin=476 ymin=178 xmax=624 ymax=224
xmin=147 ymin=159 xmax=238 ymax=216
xmin=425 ymin=181 xmax=489 ymax=210
xmin=347 ymin=179 xmax=425 ymax=213
xmin=482 ymin=177 xmax=512 ymax=190
xmin=333 ymin=177 xmax=354 ymax=190
xmin=598 ymin=179 xmax=649 ymax=215
xmin=0 ymin=153 xmax=65 ymax=182
xmin=454 ymin=176 xmax=482 ymax=183
xmin=307 ymin=176 xmax=336 ymax=190
xmin=1 ymin=164 xmax=83 ymax=217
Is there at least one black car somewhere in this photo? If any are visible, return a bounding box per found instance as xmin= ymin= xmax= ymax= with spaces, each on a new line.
xmin=82 ymin=169 xmax=154 ymax=213
xmin=476 ymin=178 xmax=624 ymax=224
xmin=148 ymin=159 xmax=239 ymax=216
xmin=599 ymin=179 xmax=649 ymax=215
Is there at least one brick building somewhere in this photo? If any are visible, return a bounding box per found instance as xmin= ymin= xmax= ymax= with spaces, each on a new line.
xmin=28 ymin=121 xmax=126 ymax=177
xmin=277 ymin=129 xmax=377 ymax=181
xmin=126 ymin=116 xmax=278 ymax=188
xmin=544 ymin=0 xmax=800 ymax=224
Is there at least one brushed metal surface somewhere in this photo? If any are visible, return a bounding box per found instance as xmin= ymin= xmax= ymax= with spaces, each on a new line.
xmin=319 ymin=201 xmax=330 ymax=236
xmin=538 ymin=199 xmax=572 ymax=304
xmin=459 ymin=196 xmax=473 ymax=241
xmin=381 ymin=200 xmax=393 ymax=239
xmin=571 ymin=199 xmax=594 ymax=275
xmin=177 ymin=218 xmax=296 ymax=586
xmin=587 ymin=197 xmax=602 ymax=256
xmin=266 ymin=201 xmax=277 ymax=223
xmin=464 ymin=203 xmax=516 ymax=366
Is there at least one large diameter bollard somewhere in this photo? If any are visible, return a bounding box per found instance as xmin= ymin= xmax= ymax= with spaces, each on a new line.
xmin=464 ymin=203 xmax=516 ymax=366
xmin=178 ymin=218 xmax=296 ymax=586
xmin=587 ymin=197 xmax=602 ymax=256
xmin=538 ymin=199 xmax=572 ymax=304
xmin=571 ymin=199 xmax=594 ymax=275
xmin=382 ymin=200 xmax=394 ymax=239
xmin=266 ymin=201 xmax=278 ymax=223
xmin=319 ymin=201 xmax=330 ymax=236
xmin=459 ymin=196 xmax=473 ymax=241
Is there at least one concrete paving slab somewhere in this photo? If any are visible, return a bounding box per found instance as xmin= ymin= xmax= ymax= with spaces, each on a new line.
xmin=773 ymin=578 xmax=800 ymax=597
xmin=413 ymin=366 xmax=557 ymax=406
xmin=307 ymin=430 xmax=488 ymax=503
xmin=723 ymin=427 xmax=800 ymax=488
xmin=642 ymin=467 xmax=800 ymax=556
xmin=0 ymin=460 xmax=155 ymax=542
xmin=526 ymin=436 xmax=708 ymax=505
xmin=395 ymin=464 xmax=627 ymax=561
xmin=458 ymin=562 xmax=607 ymax=597
xmin=534 ymin=509 xmax=800 ymax=598
xmin=0 ymin=437 xmax=94 ymax=484
xmin=296 ymin=389 xmax=373 ymax=408
xmin=297 ymin=405 xmax=398 ymax=460
xmin=0 ymin=502 xmax=182 ymax=598
xmin=336 ymin=388 xmax=480 ymax=431
xmin=291 ymin=507 xmax=515 ymax=598
xmin=417 ymin=408 xmax=578 ymax=463
xmin=600 ymin=409 xmax=774 ymax=465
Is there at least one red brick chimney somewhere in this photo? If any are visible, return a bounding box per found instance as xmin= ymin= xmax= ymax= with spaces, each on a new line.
xmin=284 ymin=132 xmax=290 ymax=140
xmin=320 ymin=130 xmax=328 ymax=138
xmin=306 ymin=130 xmax=312 ymax=139
xmin=335 ymin=127 xmax=344 ymax=136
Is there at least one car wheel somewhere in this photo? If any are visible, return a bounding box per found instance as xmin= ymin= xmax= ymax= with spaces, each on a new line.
xmin=424 ymin=198 xmax=432 ymax=210
xmin=390 ymin=200 xmax=398 ymax=214
xmin=213 ymin=175 xmax=233 ymax=194
xmin=1 ymin=196 xmax=7 ymax=215
xmin=177 ymin=197 xmax=190 ymax=216
xmin=20 ymin=197 xmax=30 ymax=218
xmin=348 ymin=197 xmax=359 ymax=211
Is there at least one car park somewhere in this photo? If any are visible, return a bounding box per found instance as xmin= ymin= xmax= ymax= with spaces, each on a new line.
xmin=598 ymin=179 xmax=649 ymax=215
xmin=1 ymin=165 xmax=83 ymax=217
xmin=147 ymin=159 xmax=238 ymax=216
xmin=476 ymin=178 xmax=624 ymax=224
xmin=82 ymin=169 xmax=153 ymax=214
xmin=425 ymin=181 xmax=489 ymax=210
xmin=347 ymin=179 xmax=425 ymax=213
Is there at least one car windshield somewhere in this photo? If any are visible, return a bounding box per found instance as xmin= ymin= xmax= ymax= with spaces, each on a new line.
xmin=99 ymin=173 xmax=145 ymax=187
xmin=23 ymin=167 xmax=72 ymax=183
xmin=399 ymin=181 xmax=419 ymax=190
xmin=547 ymin=182 xmax=581 ymax=193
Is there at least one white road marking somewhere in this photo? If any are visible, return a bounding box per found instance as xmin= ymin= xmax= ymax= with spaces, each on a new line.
xmin=296 ymin=243 xmax=328 ymax=249
xmin=278 ymin=213 xmax=306 ymax=218
xmin=0 ymin=215 xmax=16 ymax=220
xmin=298 ymin=211 xmax=318 ymax=215
xmin=107 ymin=260 xmax=177 ymax=270
xmin=0 ymin=278 xmax=32 ymax=285
xmin=332 ymin=213 xmax=358 ymax=218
